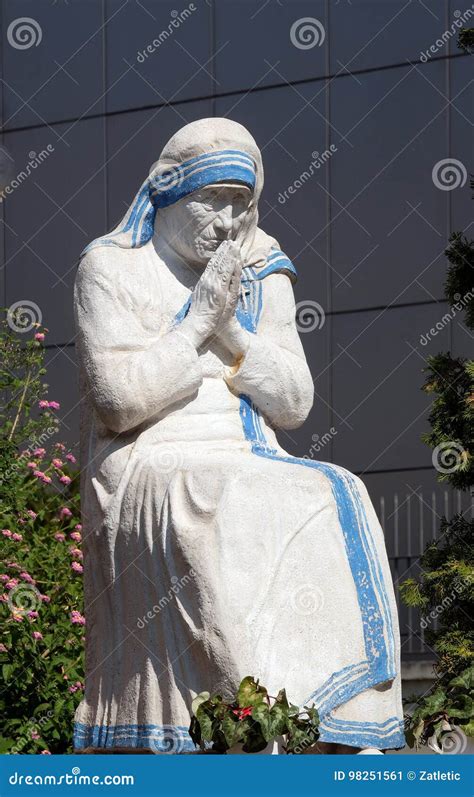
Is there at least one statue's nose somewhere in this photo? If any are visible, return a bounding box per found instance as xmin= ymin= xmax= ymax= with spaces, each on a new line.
xmin=214 ymin=205 xmax=233 ymax=233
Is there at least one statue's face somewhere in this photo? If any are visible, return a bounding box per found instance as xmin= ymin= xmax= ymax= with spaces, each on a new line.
xmin=157 ymin=184 xmax=253 ymax=267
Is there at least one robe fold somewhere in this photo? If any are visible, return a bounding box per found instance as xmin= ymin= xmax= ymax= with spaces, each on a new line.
xmin=73 ymin=238 xmax=405 ymax=753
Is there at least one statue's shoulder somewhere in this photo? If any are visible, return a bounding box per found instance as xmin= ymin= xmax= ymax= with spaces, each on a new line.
xmin=76 ymin=244 xmax=143 ymax=289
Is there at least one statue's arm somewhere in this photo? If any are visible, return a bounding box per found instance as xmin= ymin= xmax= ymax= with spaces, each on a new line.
xmin=224 ymin=274 xmax=314 ymax=430
xmin=74 ymin=253 xmax=203 ymax=434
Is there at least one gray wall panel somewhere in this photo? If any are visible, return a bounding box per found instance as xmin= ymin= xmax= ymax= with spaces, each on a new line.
xmin=329 ymin=61 xmax=449 ymax=312
xmin=214 ymin=0 xmax=327 ymax=91
xmin=3 ymin=117 xmax=107 ymax=345
xmin=105 ymin=0 xmax=213 ymax=113
xmin=2 ymin=0 xmax=105 ymax=129
xmin=331 ymin=303 xmax=451 ymax=473
xmin=329 ymin=0 xmax=448 ymax=73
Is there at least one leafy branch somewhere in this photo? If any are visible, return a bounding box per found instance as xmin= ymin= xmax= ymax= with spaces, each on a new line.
xmin=189 ymin=676 xmax=319 ymax=754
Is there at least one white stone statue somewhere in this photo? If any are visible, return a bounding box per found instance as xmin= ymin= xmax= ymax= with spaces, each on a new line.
xmin=73 ymin=118 xmax=404 ymax=754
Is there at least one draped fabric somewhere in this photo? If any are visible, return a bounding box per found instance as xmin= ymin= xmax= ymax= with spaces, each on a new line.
xmin=73 ymin=119 xmax=404 ymax=752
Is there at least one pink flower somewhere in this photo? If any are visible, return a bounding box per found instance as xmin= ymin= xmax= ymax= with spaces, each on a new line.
xmin=52 ymin=459 xmax=63 ymax=469
xmin=20 ymin=572 xmax=35 ymax=584
xmin=2 ymin=529 xmax=12 ymax=538
xmin=59 ymin=475 xmax=72 ymax=486
xmin=48 ymin=401 xmax=60 ymax=410
xmin=0 ymin=574 xmax=9 ymax=582
xmin=34 ymin=332 xmax=45 ymax=343
xmin=69 ymin=547 xmax=83 ymax=559
xmin=54 ymin=532 xmax=66 ymax=542
xmin=41 ymin=750 xmax=52 ymax=754
xmin=27 ymin=510 xmax=37 ymax=520
xmin=30 ymin=729 xmax=41 ymax=740
xmin=27 ymin=610 xmax=39 ymax=620
xmin=70 ymin=531 xmax=82 ymax=542
xmin=11 ymin=533 xmax=23 ymax=542
xmin=68 ymin=681 xmax=84 ymax=693
xmin=66 ymin=453 xmax=77 ymax=464
xmin=38 ymin=400 xmax=49 ymax=409
xmin=12 ymin=613 xmax=23 ymax=622
xmin=60 ymin=507 xmax=72 ymax=519
xmin=0 ymin=594 xmax=9 ymax=604
xmin=55 ymin=443 xmax=66 ymax=452
xmin=33 ymin=470 xmax=51 ymax=485
xmin=6 ymin=578 xmax=19 ymax=589
xmin=40 ymin=594 xmax=50 ymax=603
xmin=32 ymin=631 xmax=43 ymax=641
xmin=33 ymin=448 xmax=46 ymax=458
xmin=0 ymin=643 xmax=7 ymax=653
xmin=75 ymin=524 xmax=82 ymax=531
xmin=71 ymin=562 xmax=83 ymax=574
xmin=27 ymin=462 xmax=37 ymax=469
xmin=70 ymin=610 xmax=86 ymax=626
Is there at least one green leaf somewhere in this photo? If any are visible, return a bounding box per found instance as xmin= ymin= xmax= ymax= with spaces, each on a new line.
xmin=275 ymin=688 xmax=289 ymax=708
xmin=251 ymin=703 xmax=271 ymax=742
xmin=449 ymin=666 xmax=474 ymax=692
xmin=459 ymin=720 xmax=474 ymax=737
xmin=268 ymin=703 xmax=289 ymax=737
xmin=188 ymin=716 xmax=201 ymax=747
xmin=195 ymin=706 xmax=213 ymax=742
xmin=0 ymin=738 xmax=15 ymax=754
xmin=191 ymin=691 xmax=210 ymax=716
xmin=222 ymin=714 xmax=241 ymax=749
xmin=237 ymin=676 xmax=267 ymax=708
xmin=420 ymin=689 xmax=447 ymax=717
xmin=242 ymin=726 xmax=268 ymax=753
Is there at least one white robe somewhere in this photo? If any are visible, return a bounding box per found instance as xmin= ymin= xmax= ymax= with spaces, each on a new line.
xmin=73 ymin=237 xmax=405 ymax=753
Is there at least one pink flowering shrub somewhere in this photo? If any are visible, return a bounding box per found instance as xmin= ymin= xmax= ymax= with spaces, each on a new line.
xmin=0 ymin=317 xmax=84 ymax=754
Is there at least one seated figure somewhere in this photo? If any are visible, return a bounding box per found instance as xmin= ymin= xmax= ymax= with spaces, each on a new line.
xmin=73 ymin=118 xmax=404 ymax=754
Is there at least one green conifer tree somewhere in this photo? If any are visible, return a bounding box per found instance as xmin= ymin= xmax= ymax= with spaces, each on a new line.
xmin=400 ymin=231 xmax=473 ymax=751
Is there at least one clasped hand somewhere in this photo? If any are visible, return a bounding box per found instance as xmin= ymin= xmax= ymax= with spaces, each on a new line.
xmin=179 ymin=240 xmax=249 ymax=358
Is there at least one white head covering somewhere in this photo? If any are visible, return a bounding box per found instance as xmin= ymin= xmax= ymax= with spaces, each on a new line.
xmin=81 ymin=118 xmax=296 ymax=283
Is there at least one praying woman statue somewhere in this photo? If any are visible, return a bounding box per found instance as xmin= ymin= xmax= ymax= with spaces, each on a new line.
xmin=73 ymin=118 xmax=404 ymax=754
